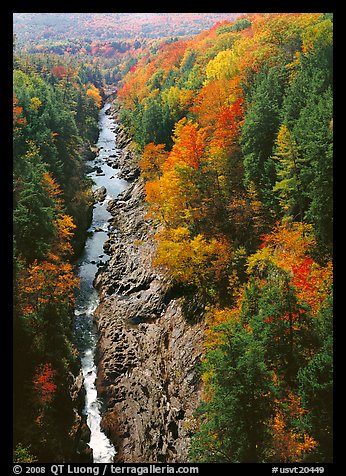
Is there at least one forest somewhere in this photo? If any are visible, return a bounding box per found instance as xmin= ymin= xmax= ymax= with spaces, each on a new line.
xmin=13 ymin=12 xmax=333 ymax=464
xmin=13 ymin=46 xmax=103 ymax=461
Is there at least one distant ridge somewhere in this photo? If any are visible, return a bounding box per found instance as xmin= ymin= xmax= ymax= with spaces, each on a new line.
xmin=13 ymin=12 xmax=243 ymax=45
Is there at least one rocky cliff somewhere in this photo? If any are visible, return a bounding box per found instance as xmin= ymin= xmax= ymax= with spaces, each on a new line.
xmin=93 ymin=109 xmax=205 ymax=463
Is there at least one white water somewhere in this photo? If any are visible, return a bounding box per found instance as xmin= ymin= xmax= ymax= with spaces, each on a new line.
xmin=73 ymin=103 xmax=128 ymax=463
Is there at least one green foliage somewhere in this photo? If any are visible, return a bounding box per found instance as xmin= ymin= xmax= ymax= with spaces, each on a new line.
xmin=216 ymin=18 xmax=252 ymax=35
xmin=281 ymin=30 xmax=333 ymax=248
xmin=13 ymin=145 xmax=57 ymax=262
xmin=297 ymin=299 xmax=333 ymax=462
xmin=241 ymin=66 xmax=286 ymax=214
xmin=190 ymin=266 xmax=332 ymax=462
xmin=190 ymin=316 xmax=274 ymax=462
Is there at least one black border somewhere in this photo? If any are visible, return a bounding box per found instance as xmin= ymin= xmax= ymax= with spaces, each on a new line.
xmin=6 ymin=2 xmax=338 ymax=472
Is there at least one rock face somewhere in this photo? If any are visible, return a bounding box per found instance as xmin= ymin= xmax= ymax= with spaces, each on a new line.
xmin=93 ymin=112 xmax=204 ymax=463
xmin=68 ymin=370 xmax=93 ymax=462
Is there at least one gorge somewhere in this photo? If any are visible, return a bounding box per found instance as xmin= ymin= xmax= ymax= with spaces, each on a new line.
xmin=13 ymin=13 xmax=333 ymax=465
xmin=75 ymin=102 xmax=204 ymax=463
xmin=73 ymin=102 xmax=127 ymax=462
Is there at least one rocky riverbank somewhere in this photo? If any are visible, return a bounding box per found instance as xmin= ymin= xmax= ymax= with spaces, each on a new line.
xmin=92 ymin=106 xmax=205 ymax=463
xmin=68 ymin=369 xmax=93 ymax=462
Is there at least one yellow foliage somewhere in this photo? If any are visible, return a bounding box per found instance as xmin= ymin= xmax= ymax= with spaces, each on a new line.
xmin=29 ymin=97 xmax=42 ymax=111
xmin=145 ymin=169 xmax=185 ymax=226
xmin=268 ymin=391 xmax=317 ymax=462
xmin=161 ymin=86 xmax=194 ymax=116
xmin=204 ymin=306 xmax=239 ymax=350
xmin=86 ymin=84 xmax=102 ymax=108
xmin=154 ymin=226 xmax=231 ymax=290
xmin=53 ymin=214 xmax=76 ymax=257
xmin=205 ymin=38 xmax=248 ymax=82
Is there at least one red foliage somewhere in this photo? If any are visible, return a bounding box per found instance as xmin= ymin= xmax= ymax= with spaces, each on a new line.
xmin=211 ymin=99 xmax=244 ymax=150
xmin=291 ymin=258 xmax=315 ymax=293
xmin=50 ymin=65 xmax=68 ymax=79
xmin=157 ymin=39 xmax=187 ymax=72
xmin=33 ymin=363 xmax=57 ymax=405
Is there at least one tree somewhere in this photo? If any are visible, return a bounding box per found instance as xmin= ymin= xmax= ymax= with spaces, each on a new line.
xmin=140 ymin=97 xmax=168 ymax=146
xmin=266 ymin=391 xmax=317 ymax=463
xmin=294 ymin=89 xmax=333 ymax=250
xmin=32 ymin=363 xmax=57 ymax=406
xmin=297 ymin=299 xmax=333 ymax=462
xmin=154 ymin=226 xmax=231 ymax=301
xmin=164 ymin=118 xmax=207 ymax=170
xmin=190 ymin=316 xmax=274 ymax=462
xmin=191 ymin=220 xmax=332 ymax=463
xmin=272 ymin=124 xmax=305 ymax=222
xmin=191 ymin=78 xmax=234 ymax=128
xmin=247 ymin=221 xmax=333 ymax=316
xmin=139 ymin=142 xmax=168 ymax=181
xmin=281 ymin=22 xmax=333 ymax=250
xmin=207 ymin=100 xmax=244 ymax=202
xmin=13 ymin=444 xmax=38 ymax=463
xmin=145 ymin=169 xmax=186 ymax=227
xmin=161 ymin=86 xmax=194 ymax=122
xmin=13 ymin=145 xmax=58 ymax=262
xmin=241 ymin=65 xmax=287 ymax=214
xmin=86 ymin=84 xmax=102 ymax=108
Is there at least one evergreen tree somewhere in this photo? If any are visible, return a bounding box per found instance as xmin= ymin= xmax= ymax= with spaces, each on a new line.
xmin=241 ymin=66 xmax=286 ymax=215
xmin=190 ymin=317 xmax=273 ymax=462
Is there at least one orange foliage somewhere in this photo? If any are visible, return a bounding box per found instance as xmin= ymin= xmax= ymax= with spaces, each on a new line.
xmin=13 ymin=93 xmax=26 ymax=126
xmin=117 ymin=61 xmax=156 ymax=107
xmin=139 ymin=142 xmax=168 ymax=180
xmin=210 ymin=99 xmax=243 ymax=152
xmin=268 ymin=391 xmax=317 ymax=462
xmin=207 ymin=99 xmax=244 ymax=183
xmin=247 ymin=222 xmax=333 ymax=315
xmin=41 ymin=172 xmax=64 ymax=211
xmin=155 ymin=39 xmax=187 ymax=72
xmin=191 ymin=79 xmax=234 ymax=128
xmin=18 ymin=257 xmax=78 ymax=316
xmin=164 ymin=118 xmax=208 ymax=170
xmin=50 ymin=65 xmax=68 ymax=78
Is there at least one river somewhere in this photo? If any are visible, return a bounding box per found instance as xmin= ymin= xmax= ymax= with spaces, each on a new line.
xmin=73 ymin=103 xmax=128 ymax=463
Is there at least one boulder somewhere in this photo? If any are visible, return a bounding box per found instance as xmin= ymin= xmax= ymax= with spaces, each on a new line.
xmin=93 ymin=186 xmax=107 ymax=202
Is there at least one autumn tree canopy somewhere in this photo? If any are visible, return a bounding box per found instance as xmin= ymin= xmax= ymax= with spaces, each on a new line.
xmin=116 ymin=12 xmax=333 ymax=463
